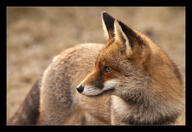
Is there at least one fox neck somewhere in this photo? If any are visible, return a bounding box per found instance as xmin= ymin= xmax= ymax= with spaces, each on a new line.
xmin=116 ymin=86 xmax=183 ymax=125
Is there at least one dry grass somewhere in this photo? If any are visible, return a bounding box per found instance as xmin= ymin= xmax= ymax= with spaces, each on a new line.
xmin=7 ymin=7 xmax=185 ymax=120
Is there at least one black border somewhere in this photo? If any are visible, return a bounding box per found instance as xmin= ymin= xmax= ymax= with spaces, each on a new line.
xmin=185 ymin=3 xmax=191 ymax=128
xmin=0 ymin=0 xmax=7 ymax=129
xmin=1 ymin=0 xmax=191 ymax=129
xmin=3 ymin=0 xmax=190 ymax=6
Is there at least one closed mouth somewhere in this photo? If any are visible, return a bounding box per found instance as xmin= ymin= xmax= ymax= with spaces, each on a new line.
xmin=86 ymin=88 xmax=115 ymax=97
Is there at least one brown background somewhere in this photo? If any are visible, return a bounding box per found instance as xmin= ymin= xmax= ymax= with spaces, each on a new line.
xmin=7 ymin=7 xmax=185 ymax=120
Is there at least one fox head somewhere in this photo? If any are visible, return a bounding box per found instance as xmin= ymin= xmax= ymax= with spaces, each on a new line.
xmin=76 ymin=12 xmax=184 ymax=103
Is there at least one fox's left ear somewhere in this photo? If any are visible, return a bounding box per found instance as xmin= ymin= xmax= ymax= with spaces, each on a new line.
xmin=114 ymin=20 xmax=133 ymax=57
xmin=113 ymin=19 xmax=150 ymax=62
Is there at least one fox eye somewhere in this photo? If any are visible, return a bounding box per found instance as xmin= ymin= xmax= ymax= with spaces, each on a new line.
xmin=103 ymin=66 xmax=112 ymax=73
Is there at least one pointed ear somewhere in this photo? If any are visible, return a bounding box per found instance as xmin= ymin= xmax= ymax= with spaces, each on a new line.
xmin=114 ymin=20 xmax=150 ymax=62
xmin=101 ymin=11 xmax=115 ymax=40
xmin=114 ymin=20 xmax=133 ymax=56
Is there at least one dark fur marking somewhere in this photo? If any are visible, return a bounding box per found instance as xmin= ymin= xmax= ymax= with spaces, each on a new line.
xmin=103 ymin=12 xmax=115 ymax=39
xmin=170 ymin=59 xmax=182 ymax=84
xmin=166 ymin=54 xmax=182 ymax=84
xmin=90 ymin=71 xmax=104 ymax=89
xmin=8 ymin=80 xmax=40 ymax=125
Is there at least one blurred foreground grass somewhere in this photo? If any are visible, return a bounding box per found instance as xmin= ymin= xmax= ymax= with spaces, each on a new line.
xmin=7 ymin=7 xmax=185 ymax=120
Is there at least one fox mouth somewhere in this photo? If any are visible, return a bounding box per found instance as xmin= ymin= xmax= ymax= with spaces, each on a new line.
xmin=79 ymin=79 xmax=119 ymax=96
xmin=83 ymin=89 xmax=115 ymax=97
xmin=94 ymin=88 xmax=115 ymax=96
xmin=82 ymin=87 xmax=115 ymax=97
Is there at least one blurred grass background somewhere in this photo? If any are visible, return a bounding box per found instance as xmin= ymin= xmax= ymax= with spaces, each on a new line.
xmin=7 ymin=7 xmax=185 ymax=120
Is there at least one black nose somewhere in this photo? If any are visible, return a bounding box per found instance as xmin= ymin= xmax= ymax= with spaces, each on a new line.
xmin=77 ymin=85 xmax=84 ymax=93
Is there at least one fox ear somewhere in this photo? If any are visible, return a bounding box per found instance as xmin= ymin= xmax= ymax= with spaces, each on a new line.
xmin=101 ymin=11 xmax=115 ymax=40
xmin=102 ymin=12 xmax=149 ymax=61
xmin=114 ymin=20 xmax=133 ymax=56
xmin=114 ymin=19 xmax=148 ymax=60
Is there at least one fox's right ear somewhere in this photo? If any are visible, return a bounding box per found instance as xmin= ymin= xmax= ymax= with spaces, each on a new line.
xmin=101 ymin=11 xmax=115 ymax=40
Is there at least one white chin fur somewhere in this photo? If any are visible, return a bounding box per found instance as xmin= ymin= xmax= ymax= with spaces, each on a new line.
xmin=82 ymin=86 xmax=103 ymax=96
xmin=82 ymin=79 xmax=118 ymax=96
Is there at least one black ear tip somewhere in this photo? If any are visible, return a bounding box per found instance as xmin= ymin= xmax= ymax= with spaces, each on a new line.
xmin=101 ymin=11 xmax=113 ymax=19
xmin=101 ymin=11 xmax=108 ymax=19
xmin=101 ymin=10 xmax=106 ymax=14
xmin=101 ymin=11 xmax=107 ymax=16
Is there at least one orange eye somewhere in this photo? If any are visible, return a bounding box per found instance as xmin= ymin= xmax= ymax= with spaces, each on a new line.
xmin=104 ymin=66 xmax=112 ymax=73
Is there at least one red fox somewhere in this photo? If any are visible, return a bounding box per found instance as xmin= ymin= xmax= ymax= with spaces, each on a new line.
xmin=8 ymin=12 xmax=185 ymax=125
